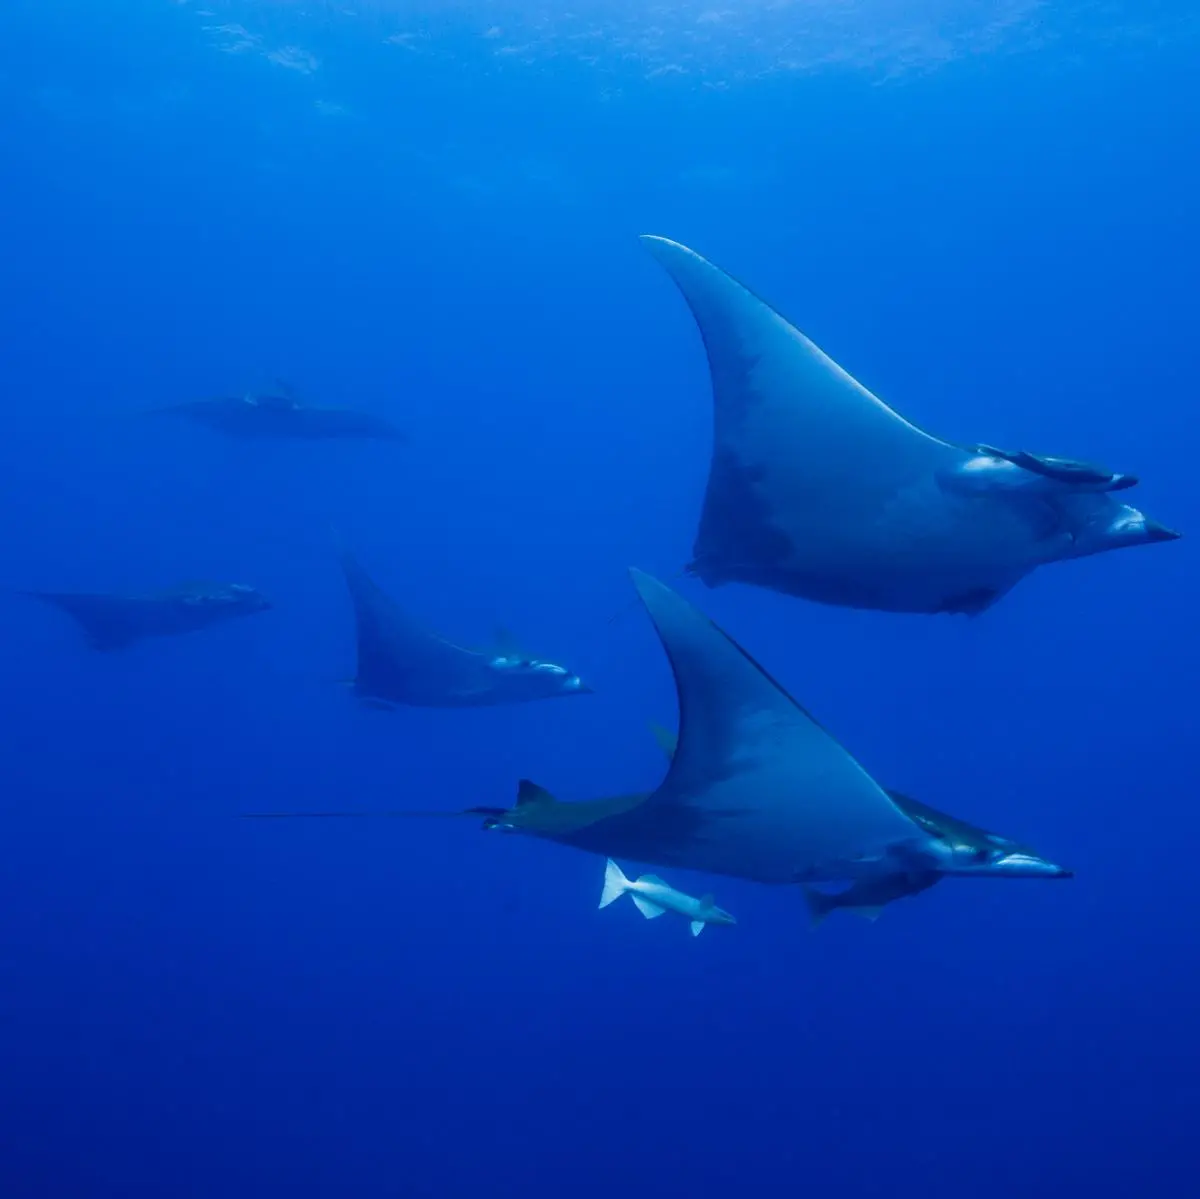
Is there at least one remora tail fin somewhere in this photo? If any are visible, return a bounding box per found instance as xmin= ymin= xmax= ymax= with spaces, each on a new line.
xmin=803 ymin=886 xmax=886 ymax=929
xmin=600 ymin=859 xmax=629 ymax=908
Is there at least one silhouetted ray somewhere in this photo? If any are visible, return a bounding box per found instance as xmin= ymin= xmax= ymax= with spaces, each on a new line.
xmin=145 ymin=384 xmax=405 ymax=442
xmin=339 ymin=549 xmax=590 ymax=708
xmin=24 ymin=581 xmax=271 ymax=650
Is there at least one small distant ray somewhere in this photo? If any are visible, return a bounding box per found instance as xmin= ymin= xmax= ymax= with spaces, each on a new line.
xmin=21 ymin=581 xmax=271 ymax=651
xmin=137 ymin=387 xmax=406 ymax=443
xmin=337 ymin=547 xmax=591 ymax=709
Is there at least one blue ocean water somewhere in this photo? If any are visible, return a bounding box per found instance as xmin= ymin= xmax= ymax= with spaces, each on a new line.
xmin=0 ymin=2 xmax=1196 ymax=1195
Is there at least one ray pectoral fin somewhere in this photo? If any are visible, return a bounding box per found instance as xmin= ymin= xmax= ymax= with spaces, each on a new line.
xmin=26 ymin=592 xmax=137 ymax=650
xmin=628 ymin=568 xmax=797 ymax=789
xmin=639 ymin=237 xmax=971 ymax=605
xmin=628 ymin=570 xmax=921 ymax=881
xmin=629 ymin=568 xmax=876 ymax=799
xmin=638 ymin=236 xmax=951 ymax=491
xmin=337 ymin=547 xmax=486 ymax=705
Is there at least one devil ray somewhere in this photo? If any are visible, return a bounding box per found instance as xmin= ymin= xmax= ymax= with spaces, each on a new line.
xmin=339 ymin=548 xmax=590 ymax=709
xmin=640 ymin=235 xmax=1178 ymax=615
xmin=469 ymin=575 xmax=1070 ymax=900
xmin=144 ymin=382 xmax=405 ymax=443
xmin=23 ymin=581 xmax=271 ymax=651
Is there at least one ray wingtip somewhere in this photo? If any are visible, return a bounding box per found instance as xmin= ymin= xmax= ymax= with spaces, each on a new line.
xmin=638 ymin=233 xmax=692 ymax=261
xmin=626 ymin=565 xmax=661 ymax=597
xmin=325 ymin=521 xmax=349 ymax=556
xmin=627 ymin=568 xmax=689 ymax=630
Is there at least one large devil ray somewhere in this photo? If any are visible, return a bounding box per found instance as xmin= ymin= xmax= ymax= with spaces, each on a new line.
xmin=339 ymin=550 xmax=589 ymax=709
xmin=536 ymin=572 xmax=1055 ymax=885
xmin=641 ymin=235 xmax=1179 ymax=615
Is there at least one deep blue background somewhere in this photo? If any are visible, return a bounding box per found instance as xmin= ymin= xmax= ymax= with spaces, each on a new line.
xmin=0 ymin=3 xmax=1196 ymax=1196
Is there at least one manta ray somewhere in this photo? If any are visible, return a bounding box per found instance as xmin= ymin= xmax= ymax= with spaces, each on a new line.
xmin=339 ymin=549 xmax=591 ymax=709
xmin=23 ymin=581 xmax=271 ymax=650
xmin=640 ymin=235 xmax=1179 ymax=614
xmin=248 ymin=572 xmax=1070 ymax=921
xmin=144 ymin=381 xmax=405 ymax=442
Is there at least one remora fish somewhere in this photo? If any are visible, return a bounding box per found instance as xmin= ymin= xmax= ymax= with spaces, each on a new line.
xmin=802 ymin=871 xmax=940 ymax=927
xmin=640 ymin=235 xmax=1179 ymax=615
xmin=599 ymin=858 xmax=735 ymax=937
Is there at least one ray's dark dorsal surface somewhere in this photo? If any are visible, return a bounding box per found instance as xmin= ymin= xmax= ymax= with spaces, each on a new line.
xmin=338 ymin=548 xmax=591 ymax=709
xmin=23 ymin=582 xmax=271 ymax=651
xmin=639 ymin=235 xmax=1179 ymax=615
xmin=144 ymin=382 xmax=405 ymax=442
